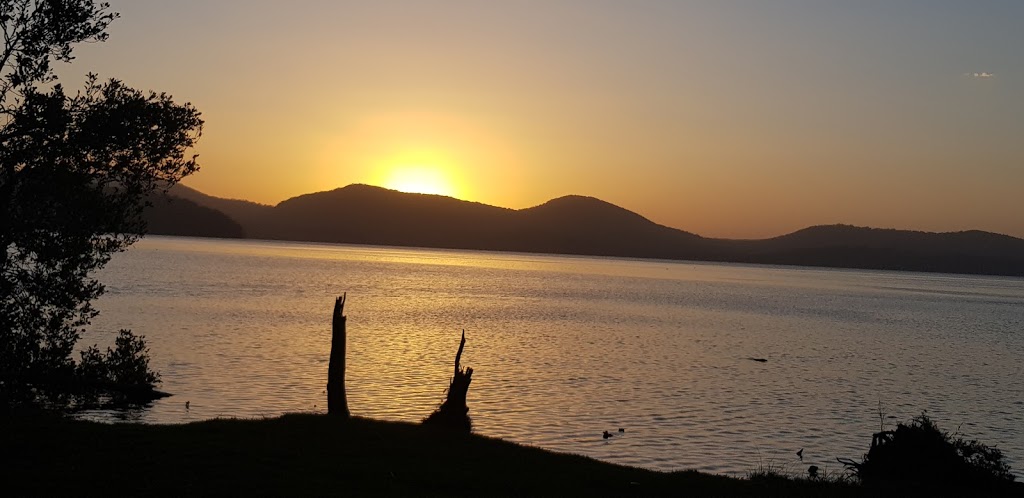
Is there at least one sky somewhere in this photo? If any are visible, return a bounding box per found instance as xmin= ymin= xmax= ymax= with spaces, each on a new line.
xmin=60 ymin=0 xmax=1024 ymax=239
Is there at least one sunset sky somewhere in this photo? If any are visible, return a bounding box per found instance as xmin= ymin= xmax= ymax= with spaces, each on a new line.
xmin=61 ymin=1 xmax=1023 ymax=239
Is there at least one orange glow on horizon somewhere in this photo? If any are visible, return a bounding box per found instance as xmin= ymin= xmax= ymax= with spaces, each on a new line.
xmin=369 ymin=147 xmax=466 ymax=199
xmin=380 ymin=163 xmax=458 ymax=197
xmin=323 ymin=111 xmax=520 ymax=203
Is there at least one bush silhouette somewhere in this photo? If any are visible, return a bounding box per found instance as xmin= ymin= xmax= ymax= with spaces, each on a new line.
xmin=843 ymin=413 xmax=1014 ymax=489
xmin=77 ymin=330 xmax=161 ymax=403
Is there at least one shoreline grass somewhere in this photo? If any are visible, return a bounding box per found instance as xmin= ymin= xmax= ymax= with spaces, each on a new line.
xmin=6 ymin=413 xmax=1019 ymax=496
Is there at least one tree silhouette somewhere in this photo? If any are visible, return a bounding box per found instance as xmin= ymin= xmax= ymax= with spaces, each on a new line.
xmin=423 ymin=330 xmax=473 ymax=431
xmin=1 ymin=1 xmax=203 ymax=408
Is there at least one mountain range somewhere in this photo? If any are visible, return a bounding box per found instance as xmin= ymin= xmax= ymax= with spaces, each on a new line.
xmin=144 ymin=183 xmax=1024 ymax=277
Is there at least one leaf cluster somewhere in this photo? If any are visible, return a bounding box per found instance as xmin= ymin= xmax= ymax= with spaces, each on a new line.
xmin=1 ymin=1 xmax=200 ymax=409
xmin=842 ymin=413 xmax=1015 ymax=489
xmin=2 ymin=0 xmax=116 ymax=100
xmin=77 ymin=329 xmax=160 ymax=397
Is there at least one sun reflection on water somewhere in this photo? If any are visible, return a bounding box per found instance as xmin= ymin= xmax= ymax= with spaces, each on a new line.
xmin=84 ymin=236 xmax=1024 ymax=478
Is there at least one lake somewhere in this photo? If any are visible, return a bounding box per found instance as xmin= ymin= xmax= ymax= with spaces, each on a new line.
xmin=83 ymin=236 xmax=1024 ymax=477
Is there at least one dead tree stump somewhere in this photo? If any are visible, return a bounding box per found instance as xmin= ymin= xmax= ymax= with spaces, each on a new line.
xmin=327 ymin=294 xmax=350 ymax=418
xmin=423 ymin=330 xmax=473 ymax=432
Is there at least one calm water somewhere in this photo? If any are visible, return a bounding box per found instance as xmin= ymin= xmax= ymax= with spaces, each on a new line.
xmin=83 ymin=236 xmax=1024 ymax=477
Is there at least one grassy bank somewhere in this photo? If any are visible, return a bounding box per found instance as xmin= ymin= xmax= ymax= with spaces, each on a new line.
xmin=2 ymin=414 xmax=1014 ymax=496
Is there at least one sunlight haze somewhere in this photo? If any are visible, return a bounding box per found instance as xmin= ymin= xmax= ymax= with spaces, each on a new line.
xmin=60 ymin=0 xmax=1024 ymax=239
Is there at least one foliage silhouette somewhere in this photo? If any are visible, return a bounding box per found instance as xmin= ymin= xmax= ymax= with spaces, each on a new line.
xmin=77 ymin=330 xmax=162 ymax=402
xmin=839 ymin=413 xmax=1015 ymax=490
xmin=1 ymin=0 xmax=202 ymax=409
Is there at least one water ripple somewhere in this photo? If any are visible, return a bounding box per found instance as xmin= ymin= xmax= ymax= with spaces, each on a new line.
xmin=79 ymin=236 xmax=1024 ymax=478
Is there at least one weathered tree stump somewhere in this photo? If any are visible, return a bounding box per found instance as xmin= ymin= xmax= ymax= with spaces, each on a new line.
xmin=423 ymin=330 xmax=473 ymax=432
xmin=327 ymin=294 xmax=350 ymax=418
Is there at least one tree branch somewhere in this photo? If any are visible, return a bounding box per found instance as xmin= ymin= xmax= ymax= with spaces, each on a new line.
xmin=454 ymin=329 xmax=465 ymax=377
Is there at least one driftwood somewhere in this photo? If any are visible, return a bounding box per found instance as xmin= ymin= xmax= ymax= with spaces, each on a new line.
xmin=327 ymin=294 xmax=350 ymax=418
xmin=423 ymin=330 xmax=473 ymax=431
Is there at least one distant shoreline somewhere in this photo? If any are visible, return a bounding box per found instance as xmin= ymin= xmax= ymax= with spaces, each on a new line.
xmin=145 ymin=184 xmax=1024 ymax=278
xmin=140 ymin=233 xmax=1024 ymax=280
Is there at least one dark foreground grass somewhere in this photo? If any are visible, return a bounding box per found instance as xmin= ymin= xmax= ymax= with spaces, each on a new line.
xmin=3 ymin=414 xmax=1017 ymax=497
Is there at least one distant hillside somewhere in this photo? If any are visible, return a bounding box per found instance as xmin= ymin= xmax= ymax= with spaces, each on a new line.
xmin=169 ymin=184 xmax=1024 ymax=277
xmin=266 ymin=184 xmax=517 ymax=249
xmin=724 ymin=225 xmax=1024 ymax=276
xmin=765 ymin=225 xmax=1024 ymax=257
xmin=168 ymin=184 xmax=274 ymax=237
xmin=144 ymin=194 xmax=245 ymax=239
xmin=510 ymin=195 xmax=707 ymax=259
xmin=262 ymin=185 xmax=716 ymax=258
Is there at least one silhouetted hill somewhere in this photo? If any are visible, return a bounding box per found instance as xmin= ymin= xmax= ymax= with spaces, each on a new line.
xmin=511 ymin=195 xmax=708 ymax=258
xmin=267 ymin=184 xmax=517 ymax=248
xmin=723 ymin=224 xmax=1024 ymax=275
xmin=168 ymin=184 xmax=274 ymax=237
xmin=172 ymin=184 xmax=1024 ymax=277
xmin=261 ymin=185 xmax=712 ymax=258
xmin=144 ymin=194 xmax=244 ymax=238
xmin=766 ymin=225 xmax=1024 ymax=257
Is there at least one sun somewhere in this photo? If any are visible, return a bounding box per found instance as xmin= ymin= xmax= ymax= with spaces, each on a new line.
xmin=383 ymin=164 xmax=456 ymax=197
xmin=371 ymin=147 xmax=465 ymax=198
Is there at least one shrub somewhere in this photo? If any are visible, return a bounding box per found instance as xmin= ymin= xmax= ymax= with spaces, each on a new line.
xmin=841 ymin=413 xmax=1015 ymax=489
xmin=76 ymin=330 xmax=161 ymax=400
